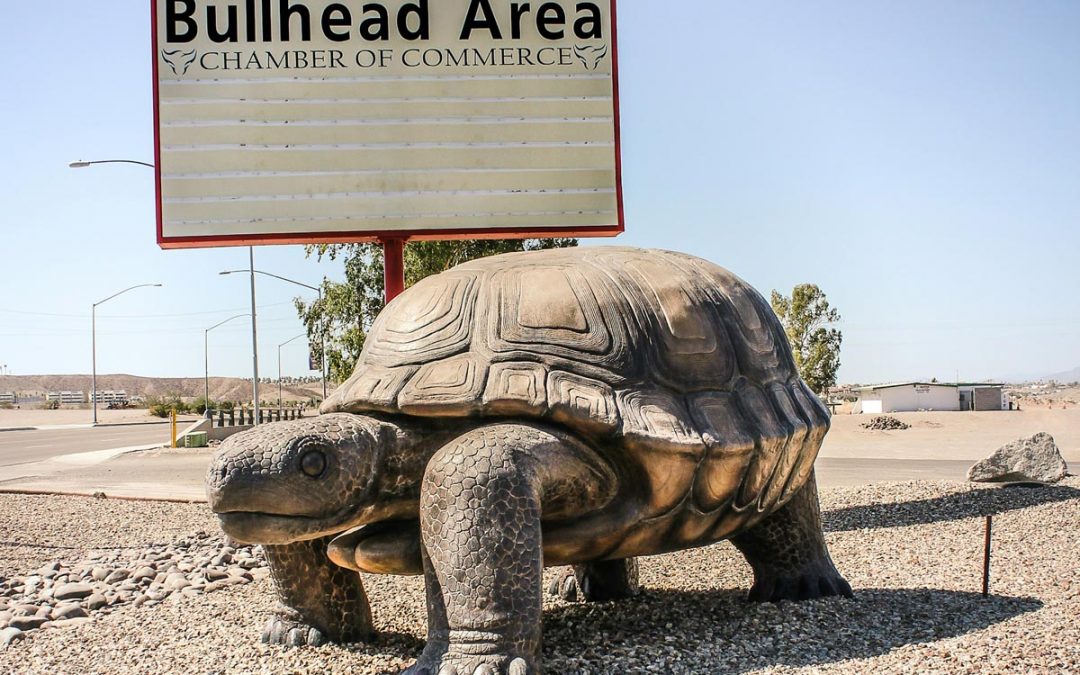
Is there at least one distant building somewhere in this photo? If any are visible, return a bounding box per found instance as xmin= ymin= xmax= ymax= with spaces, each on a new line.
xmin=957 ymin=384 xmax=1008 ymax=411
xmin=89 ymin=390 xmax=129 ymax=405
xmin=45 ymin=391 xmax=86 ymax=404
xmin=0 ymin=392 xmax=16 ymax=404
xmin=854 ymin=382 xmax=1008 ymax=413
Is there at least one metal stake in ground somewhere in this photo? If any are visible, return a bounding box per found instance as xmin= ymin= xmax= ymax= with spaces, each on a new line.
xmin=983 ymin=514 xmax=993 ymax=597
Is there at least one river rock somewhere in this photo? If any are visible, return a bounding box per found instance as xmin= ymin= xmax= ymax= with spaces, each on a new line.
xmin=967 ymin=432 xmax=1069 ymax=483
xmin=8 ymin=615 xmax=47 ymax=631
xmin=0 ymin=627 xmax=23 ymax=650
xmin=53 ymin=583 xmax=94 ymax=601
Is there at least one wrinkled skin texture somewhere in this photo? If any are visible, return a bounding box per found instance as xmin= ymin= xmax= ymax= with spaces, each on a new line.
xmin=262 ymin=535 xmax=373 ymax=646
xmin=730 ymin=472 xmax=853 ymax=602
xmin=207 ymin=414 xmax=394 ymax=645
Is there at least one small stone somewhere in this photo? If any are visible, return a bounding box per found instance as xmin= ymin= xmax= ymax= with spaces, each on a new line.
xmin=50 ymin=617 xmax=93 ymax=629
xmin=131 ymin=567 xmax=156 ymax=583
xmin=90 ymin=567 xmax=110 ymax=582
xmin=164 ymin=573 xmax=191 ymax=592
xmin=8 ymin=615 xmax=47 ymax=631
xmin=227 ymin=567 xmax=253 ymax=582
xmin=53 ymin=583 xmax=95 ymax=601
xmin=11 ymin=605 xmax=39 ymax=618
xmin=85 ymin=594 xmax=108 ymax=611
xmin=104 ymin=569 xmax=130 ymax=584
xmin=51 ymin=604 xmax=88 ymax=621
xmin=1 ymin=627 xmax=23 ymax=649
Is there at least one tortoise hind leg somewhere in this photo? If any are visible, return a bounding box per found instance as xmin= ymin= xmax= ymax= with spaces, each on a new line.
xmin=730 ymin=471 xmax=852 ymax=602
xmin=549 ymin=559 xmax=641 ymax=602
xmin=261 ymin=535 xmax=374 ymax=646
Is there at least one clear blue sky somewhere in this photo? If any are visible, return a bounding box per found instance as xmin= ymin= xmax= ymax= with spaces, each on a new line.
xmin=1 ymin=1 xmax=1077 ymax=384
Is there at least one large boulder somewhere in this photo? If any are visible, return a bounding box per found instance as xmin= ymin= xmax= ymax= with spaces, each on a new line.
xmin=967 ymin=432 xmax=1069 ymax=484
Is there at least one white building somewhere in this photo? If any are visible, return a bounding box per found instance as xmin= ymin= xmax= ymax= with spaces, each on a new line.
xmin=0 ymin=392 xmax=16 ymax=404
xmin=855 ymin=382 xmax=1008 ymax=413
xmin=89 ymin=390 xmax=129 ymax=405
xmin=45 ymin=391 xmax=85 ymax=404
xmin=855 ymin=383 xmax=959 ymax=413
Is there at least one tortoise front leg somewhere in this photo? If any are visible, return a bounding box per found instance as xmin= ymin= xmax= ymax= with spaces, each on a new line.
xmin=407 ymin=423 xmax=615 ymax=675
xmin=261 ymin=535 xmax=374 ymax=646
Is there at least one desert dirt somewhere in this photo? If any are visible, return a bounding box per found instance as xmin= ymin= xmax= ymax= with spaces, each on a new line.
xmin=820 ymin=408 xmax=1080 ymax=462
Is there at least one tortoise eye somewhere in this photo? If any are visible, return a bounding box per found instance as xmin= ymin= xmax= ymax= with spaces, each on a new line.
xmin=300 ymin=449 xmax=327 ymax=478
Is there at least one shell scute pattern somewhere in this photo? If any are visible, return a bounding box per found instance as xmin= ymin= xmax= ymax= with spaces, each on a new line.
xmin=479 ymin=261 xmax=639 ymax=386
xmin=323 ymin=247 xmax=828 ymax=525
xmin=363 ymin=271 xmax=478 ymax=368
xmin=481 ymin=362 xmax=548 ymax=415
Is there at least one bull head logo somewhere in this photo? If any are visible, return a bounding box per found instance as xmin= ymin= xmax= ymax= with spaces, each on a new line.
xmin=573 ymin=44 xmax=608 ymax=71
xmin=161 ymin=49 xmax=197 ymax=76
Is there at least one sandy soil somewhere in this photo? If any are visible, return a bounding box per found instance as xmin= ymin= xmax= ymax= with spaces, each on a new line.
xmin=821 ymin=409 xmax=1080 ymax=462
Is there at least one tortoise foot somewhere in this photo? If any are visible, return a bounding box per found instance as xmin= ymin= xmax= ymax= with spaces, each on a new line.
xmin=548 ymin=571 xmax=579 ymax=601
xmin=747 ymin=564 xmax=853 ymax=603
xmin=403 ymin=648 xmax=535 ymax=675
xmin=261 ymin=616 xmax=329 ymax=647
xmin=549 ymin=559 xmax=641 ymax=603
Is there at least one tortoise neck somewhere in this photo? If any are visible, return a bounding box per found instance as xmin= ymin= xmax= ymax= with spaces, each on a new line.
xmin=358 ymin=414 xmax=477 ymax=524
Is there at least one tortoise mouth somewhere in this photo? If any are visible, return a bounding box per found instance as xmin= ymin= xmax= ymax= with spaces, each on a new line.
xmin=216 ymin=510 xmax=346 ymax=545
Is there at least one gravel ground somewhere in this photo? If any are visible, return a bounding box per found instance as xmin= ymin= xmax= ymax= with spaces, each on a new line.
xmin=1 ymin=478 xmax=1077 ymax=674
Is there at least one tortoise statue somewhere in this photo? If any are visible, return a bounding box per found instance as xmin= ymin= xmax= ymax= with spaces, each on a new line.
xmin=206 ymin=246 xmax=851 ymax=675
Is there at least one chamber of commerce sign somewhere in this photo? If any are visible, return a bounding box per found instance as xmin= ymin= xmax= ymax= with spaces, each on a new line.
xmin=152 ymin=0 xmax=622 ymax=248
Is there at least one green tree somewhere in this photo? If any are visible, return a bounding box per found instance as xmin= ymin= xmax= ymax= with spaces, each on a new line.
xmin=296 ymin=239 xmax=577 ymax=383
xmin=770 ymin=284 xmax=843 ymax=394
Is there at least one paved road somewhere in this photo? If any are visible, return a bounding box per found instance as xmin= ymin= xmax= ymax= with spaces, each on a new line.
xmin=0 ymin=424 xmax=170 ymax=467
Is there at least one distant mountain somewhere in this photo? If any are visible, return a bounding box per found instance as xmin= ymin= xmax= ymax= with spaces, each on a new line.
xmin=1042 ymin=365 xmax=1080 ymax=383
xmin=0 ymin=374 xmax=324 ymax=403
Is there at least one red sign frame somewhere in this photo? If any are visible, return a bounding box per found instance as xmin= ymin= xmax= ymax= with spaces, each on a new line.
xmin=151 ymin=1 xmax=623 ymax=249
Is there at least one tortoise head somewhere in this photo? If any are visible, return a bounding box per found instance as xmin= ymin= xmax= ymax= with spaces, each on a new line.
xmin=206 ymin=413 xmax=391 ymax=544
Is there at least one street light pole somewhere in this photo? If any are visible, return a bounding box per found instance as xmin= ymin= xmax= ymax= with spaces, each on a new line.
xmin=248 ymin=247 xmax=260 ymax=424
xmin=220 ymin=268 xmax=327 ymax=403
xmin=205 ymin=314 xmax=249 ymax=418
xmin=91 ymin=283 xmax=162 ymax=425
xmin=277 ymin=334 xmax=306 ymax=408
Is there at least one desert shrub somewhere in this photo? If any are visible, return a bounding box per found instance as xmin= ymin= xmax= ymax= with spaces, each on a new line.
xmin=146 ymin=394 xmax=188 ymax=418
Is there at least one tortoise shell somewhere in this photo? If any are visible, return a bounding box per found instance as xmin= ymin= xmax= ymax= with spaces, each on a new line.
xmin=322 ymin=246 xmax=829 ymax=522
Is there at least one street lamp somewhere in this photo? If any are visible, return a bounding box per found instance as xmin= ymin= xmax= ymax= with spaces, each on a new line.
xmin=205 ymin=314 xmax=249 ymax=419
xmin=219 ymin=268 xmax=328 ymax=402
xmin=92 ymin=284 xmax=162 ymax=425
xmin=69 ymin=159 xmax=155 ymax=169
xmin=277 ymin=334 xmax=307 ymax=409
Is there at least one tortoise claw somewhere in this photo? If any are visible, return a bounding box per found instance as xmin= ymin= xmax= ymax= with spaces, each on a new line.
xmin=261 ymin=616 xmax=327 ymax=647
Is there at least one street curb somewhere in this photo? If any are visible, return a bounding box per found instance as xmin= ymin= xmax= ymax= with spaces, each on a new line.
xmin=0 ymin=488 xmax=207 ymax=504
xmin=0 ymin=420 xmax=183 ymax=432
